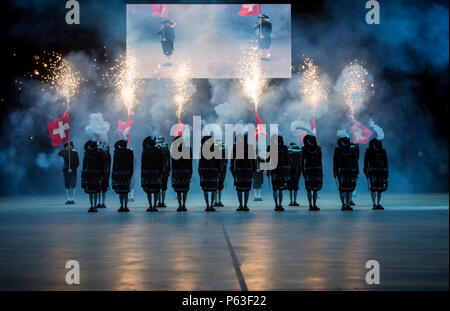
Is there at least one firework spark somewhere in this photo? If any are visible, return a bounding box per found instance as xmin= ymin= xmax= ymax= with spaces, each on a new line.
xmin=108 ymin=53 xmax=141 ymax=115
xmin=299 ymin=58 xmax=329 ymax=114
xmin=239 ymin=45 xmax=268 ymax=112
xmin=171 ymin=57 xmax=195 ymax=120
xmin=28 ymin=51 xmax=82 ymax=104
xmin=334 ymin=60 xmax=374 ymax=119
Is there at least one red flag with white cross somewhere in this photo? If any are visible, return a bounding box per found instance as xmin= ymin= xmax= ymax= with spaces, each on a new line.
xmin=47 ymin=110 xmax=70 ymax=147
xmin=238 ymin=4 xmax=261 ymax=16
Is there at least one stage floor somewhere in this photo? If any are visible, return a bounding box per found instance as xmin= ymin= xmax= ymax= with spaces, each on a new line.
xmin=0 ymin=193 xmax=448 ymax=290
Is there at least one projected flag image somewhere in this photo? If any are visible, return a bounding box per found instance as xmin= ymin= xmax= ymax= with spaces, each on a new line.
xmin=126 ymin=4 xmax=291 ymax=78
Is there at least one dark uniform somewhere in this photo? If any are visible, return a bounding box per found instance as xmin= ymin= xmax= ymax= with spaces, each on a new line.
xmin=156 ymin=137 xmax=170 ymax=207
xmin=81 ymin=140 xmax=104 ymax=212
xmin=302 ymin=135 xmax=322 ymax=211
xmin=97 ymin=143 xmax=111 ymax=209
xmin=214 ymin=142 xmax=228 ymax=207
xmin=199 ymin=136 xmax=221 ymax=211
xmin=333 ymin=137 xmax=358 ymax=210
xmin=112 ymin=140 xmax=134 ymax=212
xmin=141 ymin=136 xmax=163 ymax=212
xmin=364 ymin=138 xmax=388 ymax=210
xmin=230 ymin=134 xmax=256 ymax=211
xmin=287 ymin=143 xmax=302 ymax=206
xmin=254 ymin=15 xmax=272 ymax=50
xmin=171 ymin=135 xmax=192 ymax=211
xmin=267 ymin=136 xmax=289 ymax=211
xmin=58 ymin=142 xmax=79 ymax=204
xmin=157 ymin=20 xmax=175 ymax=57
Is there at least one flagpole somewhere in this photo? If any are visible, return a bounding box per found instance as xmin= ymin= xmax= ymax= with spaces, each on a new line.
xmin=67 ymin=98 xmax=71 ymax=172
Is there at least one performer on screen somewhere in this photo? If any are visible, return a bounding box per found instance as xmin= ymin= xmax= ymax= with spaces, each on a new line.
xmin=157 ymin=19 xmax=176 ymax=62
xmin=254 ymin=14 xmax=272 ymax=60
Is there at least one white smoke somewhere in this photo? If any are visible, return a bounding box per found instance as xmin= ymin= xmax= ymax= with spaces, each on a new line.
xmin=85 ymin=112 xmax=110 ymax=142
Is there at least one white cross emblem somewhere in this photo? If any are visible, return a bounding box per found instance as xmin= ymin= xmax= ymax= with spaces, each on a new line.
xmin=53 ymin=121 xmax=69 ymax=139
xmin=243 ymin=4 xmax=257 ymax=13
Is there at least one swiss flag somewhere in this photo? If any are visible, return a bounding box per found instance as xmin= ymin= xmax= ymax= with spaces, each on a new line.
xmin=352 ymin=119 xmax=373 ymax=144
xmin=255 ymin=111 xmax=269 ymax=141
xmin=152 ymin=4 xmax=168 ymax=18
xmin=174 ymin=118 xmax=184 ymax=137
xmin=238 ymin=4 xmax=261 ymax=16
xmin=47 ymin=110 xmax=70 ymax=147
xmin=117 ymin=117 xmax=133 ymax=144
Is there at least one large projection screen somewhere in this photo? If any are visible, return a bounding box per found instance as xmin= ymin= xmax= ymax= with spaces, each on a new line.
xmin=127 ymin=4 xmax=291 ymax=78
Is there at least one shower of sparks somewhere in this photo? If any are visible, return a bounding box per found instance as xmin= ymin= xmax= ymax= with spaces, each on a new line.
xmin=334 ymin=60 xmax=375 ymax=119
xmin=26 ymin=51 xmax=83 ymax=104
xmin=171 ymin=57 xmax=195 ymax=120
xmin=108 ymin=53 xmax=141 ymax=116
xmin=238 ymin=45 xmax=268 ymax=112
xmin=299 ymin=58 xmax=329 ymax=114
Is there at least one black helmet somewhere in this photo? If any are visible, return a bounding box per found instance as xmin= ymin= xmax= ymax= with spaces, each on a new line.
xmin=64 ymin=141 xmax=74 ymax=148
xmin=143 ymin=136 xmax=156 ymax=149
xmin=337 ymin=137 xmax=350 ymax=148
xmin=303 ymin=135 xmax=317 ymax=147
xmin=114 ymin=139 xmax=127 ymax=150
xmin=84 ymin=140 xmax=98 ymax=152
xmin=369 ymin=138 xmax=382 ymax=150
xmin=261 ymin=14 xmax=269 ymax=19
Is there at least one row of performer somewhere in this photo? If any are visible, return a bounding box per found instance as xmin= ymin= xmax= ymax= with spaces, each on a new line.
xmin=58 ymin=134 xmax=388 ymax=213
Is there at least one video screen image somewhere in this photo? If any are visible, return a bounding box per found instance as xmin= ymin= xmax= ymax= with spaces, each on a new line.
xmin=126 ymin=4 xmax=291 ymax=78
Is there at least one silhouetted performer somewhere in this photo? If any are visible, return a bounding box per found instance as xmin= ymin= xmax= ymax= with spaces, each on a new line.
xmin=157 ymin=19 xmax=176 ymax=58
xmin=199 ymin=136 xmax=221 ymax=212
xmin=252 ymin=157 xmax=264 ymax=201
xmin=302 ymin=135 xmax=323 ymax=211
xmin=156 ymin=136 xmax=170 ymax=208
xmin=81 ymin=140 xmax=104 ymax=213
xmin=112 ymin=140 xmax=134 ymax=212
xmin=171 ymin=135 xmax=192 ymax=211
xmin=287 ymin=143 xmax=302 ymax=207
xmin=58 ymin=142 xmax=79 ymax=204
xmin=334 ymin=137 xmax=359 ymax=211
xmin=231 ymin=133 xmax=256 ymax=211
xmin=267 ymin=135 xmax=289 ymax=211
xmin=97 ymin=142 xmax=111 ymax=209
xmin=254 ymin=14 xmax=272 ymax=50
xmin=141 ymin=136 xmax=163 ymax=212
xmin=364 ymin=138 xmax=388 ymax=210
xmin=214 ymin=141 xmax=228 ymax=207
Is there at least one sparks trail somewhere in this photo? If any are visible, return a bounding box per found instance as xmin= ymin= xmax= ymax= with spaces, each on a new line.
xmin=171 ymin=56 xmax=195 ymax=121
xmin=238 ymin=45 xmax=268 ymax=112
xmin=107 ymin=53 xmax=142 ymax=116
xmin=299 ymin=58 xmax=329 ymax=114
xmin=334 ymin=60 xmax=375 ymax=119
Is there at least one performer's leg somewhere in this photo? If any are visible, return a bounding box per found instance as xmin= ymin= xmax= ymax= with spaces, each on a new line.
xmin=278 ymin=190 xmax=283 ymax=208
xmin=210 ymin=191 xmax=216 ymax=211
xmin=236 ymin=191 xmax=243 ymax=211
xmin=339 ymin=191 xmax=345 ymax=206
xmin=66 ymin=189 xmax=70 ymax=202
xmin=307 ymin=190 xmax=313 ymax=208
xmin=124 ymin=194 xmax=129 ymax=211
xmin=289 ymin=190 xmax=293 ymax=205
xmin=176 ymin=192 xmax=182 ymax=211
xmin=89 ymin=194 xmax=94 ymax=207
xmin=272 ymin=190 xmax=278 ymax=207
xmin=182 ymin=192 xmax=187 ymax=210
xmin=146 ymin=193 xmax=152 ymax=211
xmin=153 ymin=193 xmax=159 ymax=211
xmin=93 ymin=192 xmax=98 ymax=208
xmin=161 ymin=190 xmax=166 ymax=205
xmin=218 ymin=190 xmax=222 ymax=203
xmin=370 ymin=191 xmax=377 ymax=207
xmin=203 ymin=191 xmax=209 ymax=210
xmin=71 ymin=188 xmax=75 ymax=201
xmin=243 ymin=191 xmax=249 ymax=209
xmin=313 ymin=191 xmax=318 ymax=207
xmin=293 ymin=190 xmax=298 ymax=204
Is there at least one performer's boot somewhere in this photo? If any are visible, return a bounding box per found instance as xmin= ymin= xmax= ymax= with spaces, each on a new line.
xmin=375 ymin=192 xmax=384 ymax=210
xmin=159 ymin=190 xmax=167 ymax=207
xmin=153 ymin=193 xmax=158 ymax=212
xmin=118 ymin=195 xmax=125 ymax=212
xmin=217 ymin=190 xmax=224 ymax=207
xmin=349 ymin=191 xmax=355 ymax=206
xmin=123 ymin=195 xmax=130 ymax=212
xmin=96 ymin=191 xmax=102 ymax=209
xmin=88 ymin=194 xmax=97 ymax=212
xmin=312 ymin=191 xmax=320 ymax=211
